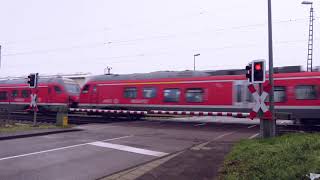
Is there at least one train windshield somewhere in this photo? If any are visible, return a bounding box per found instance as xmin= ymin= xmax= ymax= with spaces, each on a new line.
xmin=64 ymin=83 xmax=80 ymax=94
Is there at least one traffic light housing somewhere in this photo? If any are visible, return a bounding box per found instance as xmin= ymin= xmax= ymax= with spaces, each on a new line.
xmin=27 ymin=73 xmax=38 ymax=88
xmin=252 ymin=60 xmax=266 ymax=83
xmin=245 ymin=63 xmax=252 ymax=83
xmin=245 ymin=60 xmax=266 ymax=84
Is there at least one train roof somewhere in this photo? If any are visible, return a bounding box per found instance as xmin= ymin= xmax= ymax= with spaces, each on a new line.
xmin=87 ymin=71 xmax=211 ymax=82
xmin=0 ymin=77 xmax=76 ymax=85
xmin=85 ymin=66 xmax=320 ymax=83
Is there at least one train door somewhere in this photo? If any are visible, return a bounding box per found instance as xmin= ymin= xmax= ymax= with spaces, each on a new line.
xmin=233 ymin=81 xmax=253 ymax=108
xmin=80 ymin=84 xmax=90 ymax=107
xmin=51 ymin=85 xmax=65 ymax=104
xmin=37 ymin=86 xmax=48 ymax=104
xmin=47 ymin=86 xmax=52 ymax=104
xmin=234 ymin=81 xmax=244 ymax=106
xmin=90 ymin=85 xmax=98 ymax=106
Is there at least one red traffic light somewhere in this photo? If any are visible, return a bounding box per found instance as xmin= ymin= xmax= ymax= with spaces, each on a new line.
xmin=248 ymin=60 xmax=266 ymax=83
xmin=255 ymin=63 xmax=262 ymax=71
xmin=27 ymin=73 xmax=38 ymax=88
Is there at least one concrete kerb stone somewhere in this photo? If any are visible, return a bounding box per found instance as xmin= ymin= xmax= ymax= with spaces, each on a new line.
xmin=0 ymin=128 xmax=82 ymax=141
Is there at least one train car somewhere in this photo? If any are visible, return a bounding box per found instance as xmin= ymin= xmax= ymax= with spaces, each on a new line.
xmin=78 ymin=70 xmax=320 ymax=123
xmin=0 ymin=77 xmax=80 ymax=112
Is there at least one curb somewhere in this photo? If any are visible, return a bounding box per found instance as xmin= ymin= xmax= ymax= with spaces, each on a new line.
xmin=0 ymin=129 xmax=82 ymax=141
xmin=98 ymin=141 xmax=206 ymax=180
xmin=101 ymin=151 xmax=184 ymax=180
xmin=98 ymin=150 xmax=184 ymax=180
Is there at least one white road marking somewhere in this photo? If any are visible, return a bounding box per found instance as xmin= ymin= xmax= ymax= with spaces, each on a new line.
xmin=0 ymin=135 xmax=133 ymax=161
xmin=249 ymin=133 xmax=260 ymax=139
xmin=88 ymin=141 xmax=168 ymax=157
xmin=213 ymin=132 xmax=235 ymax=140
xmin=248 ymin=125 xmax=258 ymax=129
xmin=191 ymin=131 xmax=237 ymax=150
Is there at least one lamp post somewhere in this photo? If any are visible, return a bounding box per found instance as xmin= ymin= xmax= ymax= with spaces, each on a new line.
xmin=194 ymin=53 xmax=200 ymax=71
xmin=302 ymin=1 xmax=314 ymax=72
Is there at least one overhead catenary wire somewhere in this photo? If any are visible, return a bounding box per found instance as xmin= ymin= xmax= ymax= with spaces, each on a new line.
xmin=1 ymin=17 xmax=316 ymax=57
xmin=6 ymin=38 xmax=317 ymax=68
xmin=2 ymin=14 xmax=316 ymax=46
xmin=1 ymin=10 xmax=208 ymax=46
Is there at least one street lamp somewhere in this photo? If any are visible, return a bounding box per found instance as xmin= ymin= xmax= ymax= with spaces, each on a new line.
xmin=302 ymin=1 xmax=313 ymax=5
xmin=193 ymin=53 xmax=200 ymax=71
xmin=302 ymin=1 xmax=314 ymax=72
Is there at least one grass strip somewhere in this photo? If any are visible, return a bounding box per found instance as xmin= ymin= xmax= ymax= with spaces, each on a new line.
xmin=220 ymin=133 xmax=320 ymax=180
xmin=0 ymin=123 xmax=58 ymax=133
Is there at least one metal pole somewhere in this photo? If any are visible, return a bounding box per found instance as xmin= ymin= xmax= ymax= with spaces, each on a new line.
xmin=310 ymin=5 xmax=314 ymax=72
xmin=259 ymin=83 xmax=264 ymax=138
xmin=7 ymin=90 xmax=11 ymax=125
xmin=193 ymin=54 xmax=200 ymax=71
xmin=267 ymin=0 xmax=276 ymax=137
xmin=33 ymin=90 xmax=38 ymax=126
xmin=33 ymin=110 xmax=37 ymax=126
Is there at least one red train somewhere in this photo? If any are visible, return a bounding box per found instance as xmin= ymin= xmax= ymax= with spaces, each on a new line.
xmin=0 ymin=77 xmax=80 ymax=111
xmin=78 ymin=70 xmax=320 ymax=123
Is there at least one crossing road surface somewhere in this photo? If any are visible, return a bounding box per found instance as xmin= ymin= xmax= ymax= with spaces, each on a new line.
xmin=0 ymin=120 xmax=259 ymax=180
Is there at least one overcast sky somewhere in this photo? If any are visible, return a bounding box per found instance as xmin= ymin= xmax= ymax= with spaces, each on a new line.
xmin=0 ymin=0 xmax=318 ymax=77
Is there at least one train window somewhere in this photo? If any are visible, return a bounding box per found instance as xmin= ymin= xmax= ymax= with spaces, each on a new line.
xmin=124 ymin=87 xmax=137 ymax=98
xmin=0 ymin=91 xmax=7 ymax=100
xmin=295 ymin=85 xmax=317 ymax=100
xmin=82 ymin=85 xmax=90 ymax=94
xmin=163 ymin=89 xmax=180 ymax=102
xmin=143 ymin=87 xmax=157 ymax=98
xmin=54 ymin=86 xmax=62 ymax=94
xmin=11 ymin=90 xmax=19 ymax=98
xmin=266 ymin=86 xmax=286 ymax=102
xmin=186 ymin=88 xmax=204 ymax=102
xmin=21 ymin=90 xmax=30 ymax=98
xmin=274 ymin=86 xmax=286 ymax=102
xmin=93 ymin=86 xmax=97 ymax=93
xmin=65 ymin=83 xmax=80 ymax=94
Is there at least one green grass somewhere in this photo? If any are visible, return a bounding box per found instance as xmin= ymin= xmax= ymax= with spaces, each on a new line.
xmin=0 ymin=123 xmax=59 ymax=133
xmin=219 ymin=133 xmax=320 ymax=180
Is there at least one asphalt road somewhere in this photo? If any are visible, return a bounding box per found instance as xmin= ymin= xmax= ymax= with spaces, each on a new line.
xmin=0 ymin=120 xmax=259 ymax=180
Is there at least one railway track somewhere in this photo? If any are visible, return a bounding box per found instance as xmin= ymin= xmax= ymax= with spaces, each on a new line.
xmin=5 ymin=111 xmax=180 ymax=124
xmin=3 ymin=112 xmax=320 ymax=134
xmin=6 ymin=112 xmax=135 ymax=125
xmin=277 ymin=124 xmax=320 ymax=134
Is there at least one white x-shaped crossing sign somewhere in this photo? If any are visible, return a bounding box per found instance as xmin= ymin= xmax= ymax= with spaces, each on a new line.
xmin=30 ymin=94 xmax=37 ymax=108
xmin=248 ymin=84 xmax=272 ymax=120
